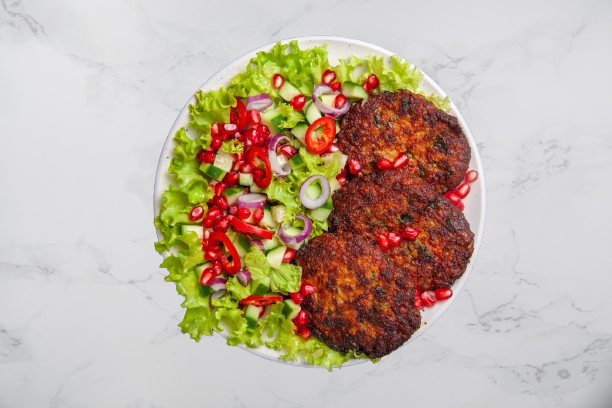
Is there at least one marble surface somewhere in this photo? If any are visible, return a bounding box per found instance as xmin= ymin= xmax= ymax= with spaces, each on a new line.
xmin=1 ymin=0 xmax=611 ymax=407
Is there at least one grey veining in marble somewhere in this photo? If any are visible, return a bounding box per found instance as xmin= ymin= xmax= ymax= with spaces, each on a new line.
xmin=1 ymin=0 xmax=611 ymax=407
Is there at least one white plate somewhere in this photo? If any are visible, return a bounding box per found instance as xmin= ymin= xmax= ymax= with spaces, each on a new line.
xmin=154 ymin=36 xmax=486 ymax=368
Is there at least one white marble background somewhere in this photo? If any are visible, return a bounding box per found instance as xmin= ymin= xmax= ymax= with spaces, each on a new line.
xmin=1 ymin=0 xmax=611 ymax=407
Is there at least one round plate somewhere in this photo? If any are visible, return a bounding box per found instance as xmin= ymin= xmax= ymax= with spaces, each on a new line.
xmin=154 ymin=36 xmax=486 ymax=368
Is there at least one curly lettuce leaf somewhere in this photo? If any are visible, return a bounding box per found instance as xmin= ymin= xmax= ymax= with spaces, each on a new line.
xmin=270 ymin=263 xmax=301 ymax=294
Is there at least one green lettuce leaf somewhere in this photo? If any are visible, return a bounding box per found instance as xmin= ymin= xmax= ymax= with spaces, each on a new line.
xmin=244 ymin=246 xmax=271 ymax=281
xmin=270 ymin=263 xmax=301 ymax=294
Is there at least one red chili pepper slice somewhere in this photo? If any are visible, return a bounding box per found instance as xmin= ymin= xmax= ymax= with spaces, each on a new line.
xmin=239 ymin=295 xmax=284 ymax=306
xmin=208 ymin=231 xmax=241 ymax=274
xmin=246 ymin=146 xmax=272 ymax=188
xmin=229 ymin=217 xmax=274 ymax=240
xmin=230 ymin=97 xmax=247 ymax=130
xmin=305 ymin=116 xmax=336 ymax=154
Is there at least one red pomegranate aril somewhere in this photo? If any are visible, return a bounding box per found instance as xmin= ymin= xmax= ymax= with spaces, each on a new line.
xmin=399 ymin=226 xmax=419 ymax=241
xmin=347 ymin=158 xmax=362 ymax=175
xmin=455 ymin=183 xmax=471 ymax=199
xmin=283 ymin=248 xmax=296 ymax=263
xmin=366 ymin=73 xmax=380 ymax=89
xmin=330 ymin=82 xmax=342 ymax=92
xmin=256 ymin=124 xmax=270 ymax=138
xmin=207 ymin=206 xmax=223 ymax=220
xmin=253 ymin=207 xmax=264 ymax=223
xmin=237 ymin=207 xmax=251 ymax=220
xmin=421 ymin=290 xmax=437 ymax=307
xmin=293 ymin=309 xmax=309 ymax=327
xmin=229 ymin=205 xmax=239 ymax=215
xmin=204 ymin=248 xmax=221 ymax=261
xmin=415 ymin=288 xmax=422 ymax=298
xmin=444 ymin=191 xmax=461 ymax=205
xmin=334 ymin=94 xmax=348 ymax=109
xmin=245 ymin=128 xmax=258 ymax=142
xmin=376 ymin=158 xmax=393 ymax=170
xmin=202 ymin=216 xmax=215 ymax=228
xmin=435 ymin=287 xmax=453 ymax=300
xmin=321 ymin=69 xmax=337 ymax=85
xmin=465 ymin=170 xmax=479 ymax=183
xmin=298 ymin=327 xmax=312 ymax=340
xmin=362 ymin=82 xmax=371 ymax=93
xmin=200 ymin=268 xmax=215 ymax=286
xmin=336 ymin=174 xmax=347 ymax=186
xmin=239 ymin=162 xmax=252 ymax=173
xmin=213 ymin=195 xmax=229 ymax=210
xmin=290 ymin=94 xmax=306 ymax=110
xmin=211 ymin=123 xmax=221 ymax=137
xmin=300 ymin=282 xmax=316 ymax=297
xmin=213 ymin=182 xmax=227 ymax=197
xmin=201 ymin=238 xmax=209 ymax=249
xmin=414 ymin=297 xmax=423 ymax=309
xmin=253 ymin=168 xmax=265 ymax=179
xmin=289 ymin=291 xmax=304 ymax=305
xmin=377 ymin=234 xmax=389 ymax=250
xmin=197 ymin=150 xmax=215 ymax=164
xmin=214 ymin=217 xmax=229 ymax=232
xmin=211 ymin=259 xmax=223 ymax=275
xmin=247 ymin=110 xmax=261 ymax=125
xmin=223 ymin=171 xmax=239 ymax=187
xmin=189 ymin=206 xmax=205 ymax=222
xmin=393 ymin=153 xmax=409 ymax=169
xmin=456 ymin=199 xmax=465 ymax=211
xmin=387 ymin=232 xmax=403 ymax=247
xmin=272 ymin=73 xmax=285 ymax=89
xmin=210 ymin=136 xmax=222 ymax=151
xmin=279 ymin=144 xmax=298 ymax=158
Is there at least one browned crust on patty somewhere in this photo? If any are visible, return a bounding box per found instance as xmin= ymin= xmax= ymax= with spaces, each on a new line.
xmin=294 ymin=233 xmax=421 ymax=358
xmin=337 ymin=89 xmax=470 ymax=192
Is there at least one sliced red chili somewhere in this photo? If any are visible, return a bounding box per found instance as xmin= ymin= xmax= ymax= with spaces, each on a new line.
xmin=229 ymin=97 xmax=247 ymax=130
xmin=208 ymin=231 xmax=241 ymax=274
xmin=239 ymin=295 xmax=284 ymax=306
xmin=246 ymin=146 xmax=272 ymax=188
xmin=229 ymin=218 xmax=274 ymax=240
xmin=305 ymin=116 xmax=336 ymax=154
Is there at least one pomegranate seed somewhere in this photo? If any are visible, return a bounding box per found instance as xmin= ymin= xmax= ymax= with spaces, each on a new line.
xmin=393 ymin=153 xmax=409 ymax=169
xmin=203 ymin=229 xmax=211 ymax=240
xmin=421 ymin=291 xmax=437 ymax=307
xmin=239 ymin=163 xmax=252 ymax=173
xmin=336 ymin=174 xmax=347 ymax=186
xmin=272 ymin=73 xmax=285 ymax=89
xmin=223 ymin=171 xmax=239 ymax=187
xmin=202 ymin=216 xmax=215 ymax=228
xmin=210 ymin=123 xmax=221 ymax=137
xmin=253 ymin=207 xmax=264 ymax=223
xmin=234 ymin=131 xmax=246 ymax=142
xmin=465 ymin=170 xmax=479 ymax=183
xmin=247 ymin=110 xmax=261 ymax=125
xmin=213 ymin=183 xmax=227 ymax=197
xmin=200 ymin=268 xmax=215 ymax=286
xmin=197 ymin=150 xmax=215 ymax=164
xmin=399 ymin=226 xmax=419 ymax=241
xmin=283 ymin=248 xmax=296 ymax=263
xmin=211 ymin=260 xmax=223 ymax=275
xmin=414 ymin=297 xmax=423 ymax=309
xmin=377 ymin=234 xmax=389 ymax=250
xmin=210 ymin=136 xmax=222 ymax=151
xmin=290 ymin=94 xmax=306 ymax=110
xmin=415 ymin=289 xmax=422 ymax=297
xmin=362 ymin=82 xmax=371 ymax=93
xmin=387 ymin=232 xmax=402 ymax=247
xmin=207 ymin=206 xmax=223 ymax=220
xmin=225 ymin=214 xmax=234 ymax=222
xmin=293 ymin=309 xmax=309 ymax=327
xmin=201 ymin=238 xmax=209 ymax=249
xmin=204 ymin=248 xmax=221 ymax=261
xmin=456 ymin=199 xmax=465 ymax=211
xmin=298 ymin=327 xmax=312 ymax=340
xmin=435 ymin=288 xmax=453 ymax=300
xmin=376 ymin=158 xmax=393 ymax=170
xmin=279 ymin=144 xmax=298 ymax=158
xmin=229 ymin=205 xmax=238 ymax=215
xmin=444 ymin=191 xmax=461 ymax=205
xmin=245 ymin=128 xmax=258 ymax=142
xmin=213 ymin=195 xmax=229 ymax=210
xmin=321 ymin=69 xmax=337 ymax=85
xmin=330 ymin=82 xmax=342 ymax=92
xmin=189 ymin=206 xmax=204 ymax=222
xmin=300 ymin=282 xmax=316 ymax=297
xmin=289 ymin=291 xmax=304 ymax=305
xmin=334 ymin=94 xmax=348 ymax=109
xmin=255 ymin=135 xmax=266 ymax=146
xmin=256 ymin=124 xmax=270 ymax=138
xmin=253 ymin=168 xmax=265 ymax=179
xmin=232 ymin=160 xmax=244 ymax=172
xmin=348 ymin=158 xmax=362 ymax=175
xmin=237 ymin=207 xmax=251 ymax=220
xmin=455 ymin=183 xmax=471 ymax=199
xmin=366 ymin=73 xmax=380 ymax=89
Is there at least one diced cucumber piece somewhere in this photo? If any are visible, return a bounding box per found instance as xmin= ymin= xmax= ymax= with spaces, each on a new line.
xmin=282 ymin=299 xmax=301 ymax=320
xmin=199 ymin=163 xmax=227 ymax=182
xmin=245 ymin=304 xmax=262 ymax=329
xmin=181 ymin=224 xmax=203 ymax=239
xmin=261 ymin=236 xmax=281 ymax=251
xmin=305 ymin=181 xmax=323 ymax=200
xmin=260 ymin=206 xmax=278 ymax=229
xmin=342 ymin=81 xmax=369 ymax=101
xmin=289 ymin=153 xmax=306 ymax=171
xmin=309 ymin=199 xmax=333 ymax=222
xmin=252 ymin=277 xmax=271 ymax=296
xmin=266 ymin=245 xmax=287 ymax=269
xmin=279 ymin=82 xmax=301 ymax=101
xmin=291 ymin=123 xmax=308 ymax=144
xmin=222 ymin=186 xmax=245 ymax=205
xmin=213 ymin=151 xmax=234 ymax=173
xmin=249 ymin=183 xmax=264 ymax=193
xmin=239 ymin=172 xmax=253 ymax=186
xmin=227 ymin=231 xmax=251 ymax=257
xmin=320 ymin=94 xmax=337 ymax=109
xmin=277 ymin=154 xmax=288 ymax=168
xmin=305 ymin=101 xmax=322 ymax=124
xmin=271 ymin=205 xmax=287 ymax=224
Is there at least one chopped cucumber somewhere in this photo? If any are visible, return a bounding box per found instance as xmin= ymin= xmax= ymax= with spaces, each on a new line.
xmin=266 ymin=245 xmax=287 ymax=269
xmin=291 ymin=123 xmax=308 ymax=144
xmin=305 ymin=181 xmax=323 ymax=200
xmin=252 ymin=277 xmax=271 ymax=296
xmin=271 ymin=205 xmax=287 ymax=224
xmin=319 ymin=94 xmax=337 ymax=108
xmin=199 ymin=163 xmax=227 ymax=182
xmin=181 ymin=224 xmax=203 ymax=239
xmin=222 ymin=186 xmax=245 ymax=205
xmin=277 ymin=154 xmax=288 ymax=168
xmin=245 ymin=304 xmax=262 ymax=329
xmin=260 ymin=206 xmax=278 ymax=229
xmin=282 ymin=299 xmax=301 ymax=320
xmin=289 ymin=153 xmax=307 ymax=171
xmin=305 ymin=101 xmax=322 ymax=124
xmin=342 ymin=81 xmax=369 ymax=101
xmin=335 ymin=120 xmax=340 ymax=134
xmin=249 ymin=183 xmax=264 ymax=193
xmin=309 ymin=199 xmax=333 ymax=222
xmin=239 ymin=172 xmax=253 ymax=186
xmin=213 ymin=151 xmax=234 ymax=173
xmin=227 ymin=231 xmax=251 ymax=257
xmin=279 ymin=82 xmax=301 ymax=101
xmin=261 ymin=236 xmax=281 ymax=251
xmin=194 ymin=262 xmax=212 ymax=280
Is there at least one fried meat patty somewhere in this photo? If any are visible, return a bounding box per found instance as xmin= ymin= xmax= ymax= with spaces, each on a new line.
xmin=330 ymin=169 xmax=474 ymax=290
xmin=294 ymin=233 xmax=421 ymax=358
xmin=337 ymin=89 xmax=470 ymax=193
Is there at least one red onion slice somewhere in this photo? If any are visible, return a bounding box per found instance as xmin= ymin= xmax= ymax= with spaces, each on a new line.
xmin=210 ymin=278 xmax=227 ymax=292
xmin=246 ymin=93 xmax=273 ymax=111
xmin=237 ymin=193 xmax=267 ymax=209
xmin=312 ymin=84 xmax=350 ymax=117
xmin=251 ymin=239 xmax=265 ymax=253
xmin=268 ymin=134 xmax=292 ymax=177
xmin=210 ymin=289 xmax=227 ymax=301
xmin=278 ymin=214 xmax=313 ymax=245
xmin=299 ymin=175 xmax=330 ymax=209
xmin=236 ymin=270 xmax=252 ymax=286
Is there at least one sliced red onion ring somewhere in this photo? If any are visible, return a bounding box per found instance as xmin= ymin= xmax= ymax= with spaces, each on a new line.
xmin=211 ymin=289 xmax=227 ymax=301
xmin=299 ymin=175 xmax=330 ymax=209
xmin=237 ymin=193 xmax=267 ymax=209
xmin=278 ymin=214 xmax=313 ymax=245
xmin=260 ymin=305 xmax=271 ymax=320
xmin=251 ymin=239 xmax=265 ymax=253
xmin=312 ymin=84 xmax=350 ymax=117
xmin=210 ymin=278 xmax=227 ymax=292
xmin=236 ymin=270 xmax=252 ymax=286
xmin=246 ymin=93 xmax=273 ymax=111
xmin=268 ymin=135 xmax=292 ymax=177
